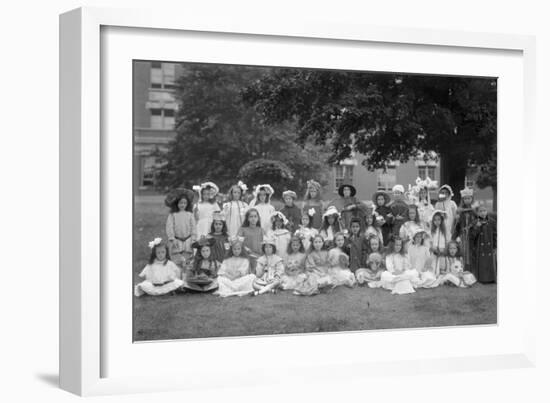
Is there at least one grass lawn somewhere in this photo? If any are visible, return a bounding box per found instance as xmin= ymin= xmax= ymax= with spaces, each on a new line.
xmin=133 ymin=195 xmax=497 ymax=342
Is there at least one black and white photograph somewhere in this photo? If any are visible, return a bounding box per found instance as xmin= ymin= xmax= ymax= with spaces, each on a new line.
xmin=132 ymin=60 xmax=497 ymax=341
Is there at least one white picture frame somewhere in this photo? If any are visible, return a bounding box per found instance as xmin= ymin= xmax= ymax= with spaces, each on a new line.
xmin=60 ymin=6 xmax=537 ymax=396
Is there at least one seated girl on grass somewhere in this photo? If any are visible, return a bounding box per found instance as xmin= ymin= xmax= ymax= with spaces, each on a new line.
xmin=437 ymin=240 xmax=477 ymax=287
xmin=327 ymin=232 xmax=356 ymax=288
xmin=370 ymin=237 xmax=419 ymax=295
xmin=215 ymin=236 xmax=257 ymax=297
xmin=182 ymin=237 xmax=219 ymax=292
xmin=293 ymin=234 xmax=333 ymax=296
xmin=408 ymin=228 xmax=438 ymax=288
xmin=134 ymin=238 xmax=184 ymax=297
xmin=253 ymin=235 xmax=285 ymax=295
xmin=281 ymin=236 xmax=307 ymax=291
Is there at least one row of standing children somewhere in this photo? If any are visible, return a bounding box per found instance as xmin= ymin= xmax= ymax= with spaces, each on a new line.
xmin=135 ymin=178 xmax=496 ymax=297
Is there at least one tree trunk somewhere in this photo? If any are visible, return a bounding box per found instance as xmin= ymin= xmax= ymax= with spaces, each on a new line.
xmin=439 ymin=152 xmax=467 ymax=204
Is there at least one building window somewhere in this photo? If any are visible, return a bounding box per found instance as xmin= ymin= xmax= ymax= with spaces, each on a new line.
xmin=418 ymin=165 xmax=436 ymax=180
xmin=334 ymin=165 xmax=354 ymax=190
xmin=150 ymin=62 xmax=176 ymax=90
xmin=377 ymin=165 xmax=396 ymax=191
xmin=141 ymin=156 xmax=156 ymax=187
xmin=150 ymin=108 xmax=176 ymax=129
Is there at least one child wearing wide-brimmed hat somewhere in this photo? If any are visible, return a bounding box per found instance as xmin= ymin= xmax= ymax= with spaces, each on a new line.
xmin=164 ymin=188 xmax=197 ymax=268
xmin=330 ymin=183 xmax=369 ymax=232
xmin=253 ymin=235 xmax=285 ymax=295
xmin=134 ymin=238 xmax=184 ymax=297
xmin=279 ymin=190 xmax=302 ymax=233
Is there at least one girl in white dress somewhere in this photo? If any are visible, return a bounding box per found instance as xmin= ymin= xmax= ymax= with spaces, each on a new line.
xmin=267 ymin=211 xmax=291 ymax=260
xmin=164 ymin=189 xmax=197 ymax=268
xmin=327 ymin=232 xmax=356 ymax=287
xmin=222 ymin=181 xmax=249 ymax=238
xmin=249 ymin=184 xmax=276 ymax=235
xmin=372 ymin=237 xmax=419 ymax=294
xmin=437 ymin=241 xmax=477 ymax=287
xmin=253 ymin=235 xmax=285 ymax=295
xmin=434 ymin=184 xmax=457 ymax=241
xmin=134 ymin=238 xmax=184 ymax=297
xmin=215 ymin=236 xmax=257 ymax=297
xmin=194 ymin=182 xmax=221 ymax=238
xmin=429 ymin=210 xmax=448 ymax=277
xmin=281 ymin=236 xmax=307 ymax=290
xmin=399 ymin=204 xmax=422 ymax=252
xmin=294 ymin=210 xmax=318 ymax=252
xmin=408 ymin=228 xmax=438 ymax=288
xmin=416 ymin=182 xmax=435 ymax=232
xmin=319 ymin=206 xmax=342 ymax=249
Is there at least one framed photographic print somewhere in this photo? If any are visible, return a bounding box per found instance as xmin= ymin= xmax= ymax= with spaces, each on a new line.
xmin=60 ymin=6 xmax=537 ymax=396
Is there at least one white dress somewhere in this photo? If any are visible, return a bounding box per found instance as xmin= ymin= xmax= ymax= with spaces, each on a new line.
xmin=429 ymin=229 xmax=447 ymax=276
xmin=195 ymin=201 xmax=221 ymax=238
xmin=267 ymin=228 xmax=292 ymax=259
xmin=165 ymin=211 xmax=197 ymax=267
xmin=134 ymin=260 xmax=183 ymax=297
xmin=408 ymin=244 xmax=438 ymax=288
xmin=249 ymin=202 xmax=276 ymax=235
xmin=223 ymin=200 xmax=249 ymax=238
xmin=417 ymin=200 xmax=435 ymax=232
xmin=215 ymin=256 xmax=256 ymax=297
xmin=434 ymin=198 xmax=457 ymax=240
xmin=370 ymin=253 xmax=418 ymax=294
xmin=294 ymin=226 xmax=318 ymax=252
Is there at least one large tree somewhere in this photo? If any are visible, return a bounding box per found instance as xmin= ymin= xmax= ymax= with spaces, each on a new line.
xmin=155 ymin=64 xmax=331 ymax=194
xmin=242 ymin=69 xmax=497 ymax=204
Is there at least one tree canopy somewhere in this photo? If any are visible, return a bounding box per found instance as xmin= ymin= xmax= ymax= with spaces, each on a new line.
xmin=242 ymin=69 xmax=497 ymax=198
xmin=155 ymin=64 xmax=331 ymax=195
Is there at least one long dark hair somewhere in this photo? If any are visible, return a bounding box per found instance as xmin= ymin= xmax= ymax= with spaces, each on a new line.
xmin=287 ymin=236 xmax=305 ymax=255
xmin=148 ymin=242 xmax=170 ymax=265
xmin=406 ymin=204 xmax=420 ymax=224
xmin=170 ymin=193 xmax=193 ymax=213
xmin=242 ymin=208 xmax=260 ymax=228
xmin=193 ymin=245 xmax=218 ymax=272
xmin=389 ymin=237 xmax=406 ymax=256
xmin=321 ymin=213 xmax=342 ymax=233
xmin=210 ymin=219 xmax=228 ymax=235
xmin=430 ymin=211 xmax=447 ymax=236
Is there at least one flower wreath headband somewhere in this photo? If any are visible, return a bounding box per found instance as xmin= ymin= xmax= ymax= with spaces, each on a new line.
xmin=148 ymin=237 xmax=163 ymax=249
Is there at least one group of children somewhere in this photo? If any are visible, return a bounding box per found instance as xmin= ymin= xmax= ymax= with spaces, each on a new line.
xmin=134 ymin=178 xmax=497 ymax=297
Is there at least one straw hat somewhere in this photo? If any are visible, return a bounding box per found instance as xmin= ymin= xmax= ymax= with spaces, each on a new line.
xmin=460 ymin=187 xmax=474 ymax=198
xmin=270 ymin=211 xmax=289 ymax=225
xmin=322 ymin=205 xmax=340 ymax=218
xmin=338 ymin=184 xmax=356 ymax=197
xmin=212 ymin=211 xmax=226 ymax=222
xmin=392 ymin=184 xmax=405 ymax=194
xmin=438 ymin=184 xmax=454 ymax=197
